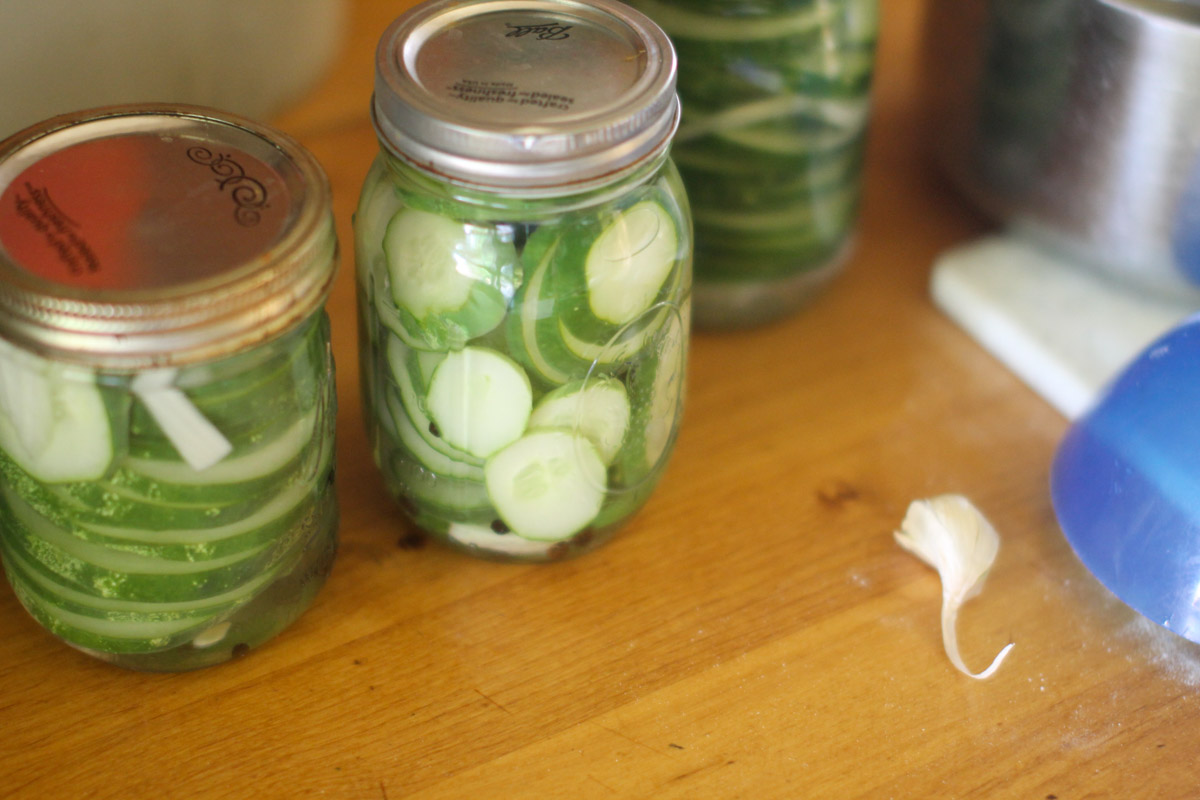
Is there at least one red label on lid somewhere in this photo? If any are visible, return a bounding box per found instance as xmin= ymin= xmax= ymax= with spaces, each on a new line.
xmin=0 ymin=134 xmax=290 ymax=291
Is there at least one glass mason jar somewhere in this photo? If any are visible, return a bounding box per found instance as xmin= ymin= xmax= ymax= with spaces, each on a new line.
xmin=0 ymin=106 xmax=339 ymax=671
xmin=357 ymin=0 xmax=692 ymax=562
xmin=627 ymin=0 xmax=879 ymax=328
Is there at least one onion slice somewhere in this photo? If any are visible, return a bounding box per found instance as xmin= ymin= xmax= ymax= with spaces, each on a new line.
xmin=131 ymin=368 xmax=233 ymax=472
xmin=894 ymin=494 xmax=1015 ymax=680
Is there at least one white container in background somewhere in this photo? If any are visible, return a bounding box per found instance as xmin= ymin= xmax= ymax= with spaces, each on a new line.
xmin=0 ymin=0 xmax=347 ymax=137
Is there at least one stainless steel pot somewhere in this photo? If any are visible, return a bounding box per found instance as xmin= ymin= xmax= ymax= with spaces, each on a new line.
xmin=925 ymin=0 xmax=1200 ymax=297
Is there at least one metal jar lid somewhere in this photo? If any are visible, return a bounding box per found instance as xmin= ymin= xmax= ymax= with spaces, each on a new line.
xmin=372 ymin=0 xmax=679 ymax=193
xmin=0 ymin=104 xmax=337 ymax=370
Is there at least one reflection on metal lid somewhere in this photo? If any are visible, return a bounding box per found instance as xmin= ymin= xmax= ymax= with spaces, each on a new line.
xmin=0 ymin=105 xmax=336 ymax=369
xmin=373 ymin=0 xmax=678 ymax=192
xmin=0 ymin=123 xmax=292 ymax=291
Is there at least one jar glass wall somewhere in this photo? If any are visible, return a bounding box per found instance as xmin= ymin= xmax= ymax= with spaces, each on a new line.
xmin=355 ymin=153 xmax=691 ymax=562
xmin=0 ymin=313 xmax=337 ymax=671
xmin=0 ymin=105 xmax=339 ymax=671
xmin=358 ymin=0 xmax=691 ymax=562
xmin=629 ymin=0 xmax=879 ymax=328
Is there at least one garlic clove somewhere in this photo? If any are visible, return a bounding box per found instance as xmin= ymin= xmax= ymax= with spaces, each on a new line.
xmin=895 ymin=494 xmax=1015 ymax=680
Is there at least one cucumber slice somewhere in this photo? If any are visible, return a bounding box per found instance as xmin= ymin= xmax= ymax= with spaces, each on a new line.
xmin=412 ymin=348 xmax=445 ymax=387
xmin=555 ymin=260 xmax=683 ymax=367
xmin=507 ymin=216 xmax=683 ymax=383
xmin=5 ymin=572 xmax=222 ymax=654
xmin=484 ymin=429 xmax=606 ymax=542
xmin=506 ymin=233 xmax=594 ymax=387
xmin=426 ymin=346 xmax=532 ymax=459
xmin=0 ymin=531 xmax=300 ymax=654
xmin=67 ymin=474 xmax=318 ymax=560
xmin=557 ymin=318 xmax=655 ymax=367
xmin=585 ymin=201 xmax=679 ymax=325
xmin=446 ymin=522 xmax=556 ymax=558
xmin=570 ymin=200 xmax=680 ymax=331
xmin=629 ymin=0 xmax=875 ymax=298
xmin=541 ymin=196 xmax=684 ymax=346
xmin=1 ymin=496 xmax=276 ymax=603
xmin=0 ymin=408 xmax=321 ymax=544
xmin=630 ymin=0 xmax=833 ymax=40
xmin=39 ymin=470 xmax=296 ymax=536
xmin=0 ymin=341 xmax=114 ymax=483
xmin=381 ymin=208 xmax=514 ymax=350
xmin=528 ymin=377 xmax=630 ymax=465
xmin=354 ymin=166 xmax=404 ymax=287
xmin=2 ymin=538 xmax=252 ymax=619
xmin=384 ymin=334 xmax=483 ymax=466
xmin=619 ymin=305 xmax=687 ymax=481
xmin=386 ymin=453 xmax=493 ymax=522
xmin=384 ymin=385 xmax=486 ymax=480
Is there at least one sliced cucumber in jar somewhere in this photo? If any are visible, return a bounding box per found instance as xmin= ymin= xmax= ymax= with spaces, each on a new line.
xmin=528 ymin=377 xmax=630 ymax=466
xmin=354 ymin=166 xmax=405 ymax=286
xmin=384 ymin=334 xmax=484 ymax=467
xmin=62 ymin=475 xmax=319 ymax=562
xmin=617 ymin=306 xmax=687 ymax=482
xmin=631 ymin=0 xmax=834 ymax=41
xmin=506 ymin=231 xmax=594 ymax=387
xmin=1 ymin=495 xmax=279 ymax=604
xmin=446 ymin=521 xmax=559 ymax=558
xmin=629 ymin=0 xmax=875 ymax=300
xmin=384 ymin=385 xmax=486 ymax=481
xmin=484 ymin=429 xmax=607 ymax=542
xmin=583 ymin=200 xmax=680 ymax=326
xmin=0 ymin=531 xmax=301 ymax=655
xmin=380 ymin=208 xmax=515 ymax=350
xmin=556 ymin=258 xmax=683 ymax=370
xmin=126 ymin=318 xmax=325 ymax=462
xmin=425 ymin=346 xmax=533 ymax=460
xmin=122 ymin=409 xmax=318 ymax=491
xmin=40 ymin=472 xmax=296 ymax=535
xmin=358 ymin=156 xmax=691 ymax=557
xmin=554 ymin=199 xmax=681 ymax=341
xmin=386 ymin=454 xmax=494 ymax=523
xmin=0 ymin=341 xmax=115 ymax=484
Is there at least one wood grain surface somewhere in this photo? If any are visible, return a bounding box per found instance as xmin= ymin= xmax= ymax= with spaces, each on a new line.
xmin=4 ymin=1 xmax=1199 ymax=798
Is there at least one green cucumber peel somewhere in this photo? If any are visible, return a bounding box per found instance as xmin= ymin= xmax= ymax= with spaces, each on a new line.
xmin=528 ymin=377 xmax=631 ymax=465
xmin=380 ymin=207 xmax=514 ymax=350
xmin=506 ymin=230 xmax=594 ymax=387
xmin=383 ymin=334 xmax=484 ymax=467
xmin=1 ymin=534 xmax=299 ymax=654
xmin=631 ymin=0 xmax=835 ymax=41
xmin=0 ymin=494 xmax=278 ymax=603
xmin=616 ymin=307 xmax=687 ymax=481
xmin=383 ymin=385 xmax=486 ymax=481
xmin=127 ymin=317 xmax=326 ymax=461
xmin=122 ymin=410 xmax=317 ymax=488
xmin=549 ymin=199 xmax=681 ymax=340
xmin=386 ymin=453 xmax=494 ymax=522
xmin=64 ymin=471 xmax=320 ymax=561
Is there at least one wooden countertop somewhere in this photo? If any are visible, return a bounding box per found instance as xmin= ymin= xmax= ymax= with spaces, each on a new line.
xmin=5 ymin=1 xmax=1200 ymax=797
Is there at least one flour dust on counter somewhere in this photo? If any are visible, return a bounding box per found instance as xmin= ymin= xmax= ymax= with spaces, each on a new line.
xmin=1119 ymin=615 xmax=1200 ymax=688
xmin=1060 ymin=574 xmax=1200 ymax=689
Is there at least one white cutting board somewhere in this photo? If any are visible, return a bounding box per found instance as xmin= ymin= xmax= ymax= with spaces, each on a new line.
xmin=930 ymin=235 xmax=1198 ymax=420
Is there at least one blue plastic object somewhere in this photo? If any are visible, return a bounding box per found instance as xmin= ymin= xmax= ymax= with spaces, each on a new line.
xmin=1174 ymin=158 xmax=1200 ymax=286
xmin=1051 ymin=312 xmax=1200 ymax=643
